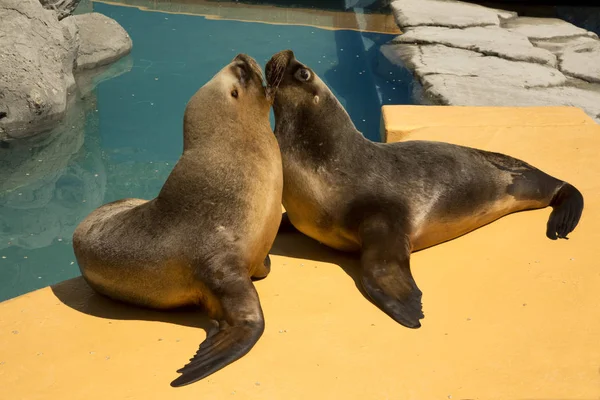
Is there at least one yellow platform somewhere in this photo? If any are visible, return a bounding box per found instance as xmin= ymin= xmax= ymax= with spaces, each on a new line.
xmin=2 ymin=106 xmax=599 ymax=399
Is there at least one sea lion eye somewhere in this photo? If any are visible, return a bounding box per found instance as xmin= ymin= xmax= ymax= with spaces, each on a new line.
xmin=231 ymin=89 xmax=238 ymax=98
xmin=295 ymin=68 xmax=311 ymax=82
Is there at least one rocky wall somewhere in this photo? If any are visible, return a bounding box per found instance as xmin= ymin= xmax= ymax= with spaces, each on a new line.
xmin=380 ymin=0 xmax=600 ymax=124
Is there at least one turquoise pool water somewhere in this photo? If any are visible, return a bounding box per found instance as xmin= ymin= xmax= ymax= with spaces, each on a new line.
xmin=0 ymin=3 xmax=414 ymax=301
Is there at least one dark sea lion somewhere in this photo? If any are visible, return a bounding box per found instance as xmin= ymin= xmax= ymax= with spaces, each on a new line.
xmin=265 ymin=49 xmax=584 ymax=329
xmin=72 ymin=54 xmax=283 ymax=387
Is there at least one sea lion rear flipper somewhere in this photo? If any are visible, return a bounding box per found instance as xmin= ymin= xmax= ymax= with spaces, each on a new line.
xmin=359 ymin=219 xmax=423 ymax=329
xmin=546 ymin=183 xmax=584 ymax=240
xmin=170 ymin=280 xmax=265 ymax=387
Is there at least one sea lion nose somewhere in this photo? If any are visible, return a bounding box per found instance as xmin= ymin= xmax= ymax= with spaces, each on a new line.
xmin=265 ymin=50 xmax=296 ymax=90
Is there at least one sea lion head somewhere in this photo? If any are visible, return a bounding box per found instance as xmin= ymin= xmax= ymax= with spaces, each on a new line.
xmin=265 ymin=50 xmax=333 ymax=114
xmin=265 ymin=50 xmax=357 ymax=152
xmin=183 ymin=54 xmax=271 ymax=148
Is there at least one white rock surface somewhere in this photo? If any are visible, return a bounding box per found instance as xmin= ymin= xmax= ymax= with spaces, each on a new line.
xmin=531 ymin=36 xmax=598 ymax=56
xmin=385 ymin=0 xmax=600 ymax=125
xmin=421 ymin=74 xmax=600 ymax=122
xmin=559 ymin=41 xmax=600 ymax=84
xmin=503 ymin=17 xmax=598 ymax=40
xmin=381 ymin=43 xmax=567 ymax=88
xmin=0 ymin=0 xmax=79 ymax=139
xmin=72 ymin=12 xmax=132 ymax=70
xmin=391 ymin=0 xmax=512 ymax=29
xmin=394 ymin=26 xmax=556 ymax=66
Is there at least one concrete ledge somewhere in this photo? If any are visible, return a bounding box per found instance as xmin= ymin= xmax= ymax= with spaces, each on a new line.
xmin=382 ymin=105 xmax=598 ymax=142
xmin=2 ymin=106 xmax=600 ymax=399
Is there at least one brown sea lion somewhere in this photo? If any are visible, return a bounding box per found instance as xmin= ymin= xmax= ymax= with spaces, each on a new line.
xmin=266 ymin=49 xmax=584 ymax=329
xmin=73 ymin=54 xmax=283 ymax=387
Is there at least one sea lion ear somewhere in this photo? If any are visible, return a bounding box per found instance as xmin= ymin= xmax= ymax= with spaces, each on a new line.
xmin=313 ymin=95 xmax=320 ymax=105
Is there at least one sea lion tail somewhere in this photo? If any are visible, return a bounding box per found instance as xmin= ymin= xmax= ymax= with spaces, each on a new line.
xmin=170 ymin=281 xmax=265 ymax=387
xmin=546 ymin=183 xmax=584 ymax=240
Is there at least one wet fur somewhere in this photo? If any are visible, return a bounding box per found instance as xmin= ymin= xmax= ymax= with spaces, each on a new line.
xmin=73 ymin=54 xmax=283 ymax=387
xmin=267 ymin=50 xmax=584 ymax=328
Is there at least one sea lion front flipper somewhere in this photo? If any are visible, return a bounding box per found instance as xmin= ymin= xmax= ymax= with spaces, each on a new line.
xmin=251 ymin=255 xmax=271 ymax=281
xmin=359 ymin=218 xmax=423 ymax=329
xmin=170 ymin=279 xmax=265 ymax=387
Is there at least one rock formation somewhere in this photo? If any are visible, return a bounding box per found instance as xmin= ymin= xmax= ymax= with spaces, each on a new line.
xmin=0 ymin=0 xmax=132 ymax=140
xmin=39 ymin=0 xmax=81 ymax=20
xmin=381 ymin=0 xmax=600 ymax=124
xmin=73 ymin=12 xmax=133 ymax=70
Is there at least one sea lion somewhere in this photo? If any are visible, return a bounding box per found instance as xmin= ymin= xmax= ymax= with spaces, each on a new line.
xmin=72 ymin=54 xmax=283 ymax=387
xmin=265 ymin=49 xmax=584 ymax=329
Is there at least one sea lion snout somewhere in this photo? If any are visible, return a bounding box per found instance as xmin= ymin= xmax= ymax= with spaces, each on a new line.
xmin=265 ymin=49 xmax=296 ymax=92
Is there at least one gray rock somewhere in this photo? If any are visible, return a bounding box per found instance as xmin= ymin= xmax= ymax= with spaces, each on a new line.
xmin=531 ymin=36 xmax=598 ymax=56
xmin=0 ymin=1 xmax=132 ymax=139
xmin=0 ymin=0 xmax=79 ymax=139
xmin=61 ymin=16 xmax=80 ymax=89
xmin=421 ymin=74 xmax=600 ymax=123
xmin=73 ymin=0 xmax=92 ymax=14
xmin=380 ymin=42 xmax=419 ymax=68
xmin=39 ymin=0 xmax=82 ymax=20
xmin=72 ymin=12 xmax=132 ymax=70
xmin=563 ymin=76 xmax=600 ymax=92
xmin=503 ymin=17 xmax=598 ymax=40
xmin=558 ymin=41 xmax=600 ymax=84
xmin=394 ymin=26 xmax=556 ymax=66
xmin=381 ymin=43 xmax=567 ymax=88
xmin=390 ymin=0 xmax=512 ymax=29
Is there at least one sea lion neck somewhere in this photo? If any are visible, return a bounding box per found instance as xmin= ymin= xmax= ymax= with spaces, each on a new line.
xmin=181 ymin=93 xmax=269 ymax=153
xmin=158 ymin=110 xmax=274 ymax=208
xmin=273 ymin=92 xmax=365 ymax=167
xmin=179 ymin=84 xmax=234 ymax=152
